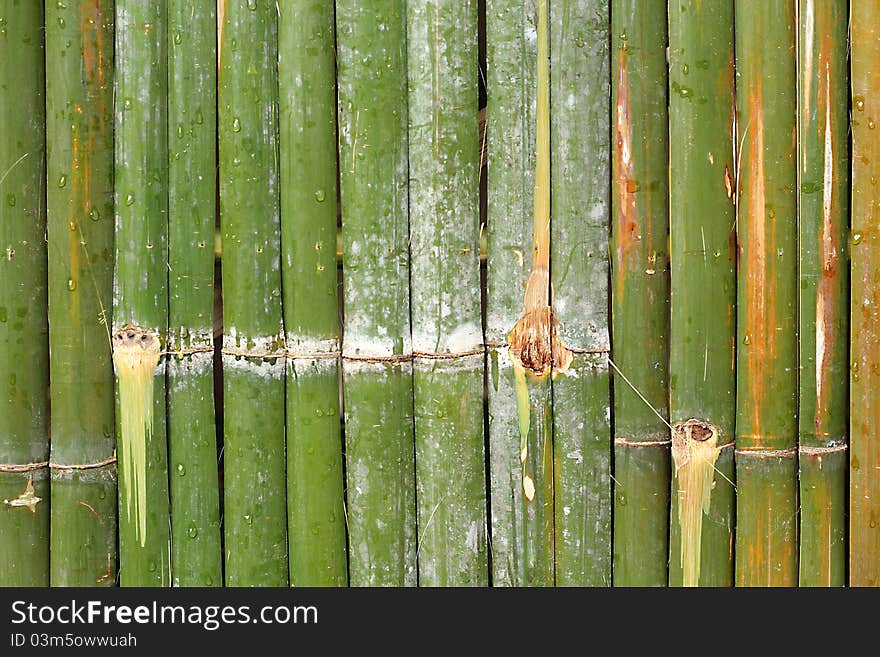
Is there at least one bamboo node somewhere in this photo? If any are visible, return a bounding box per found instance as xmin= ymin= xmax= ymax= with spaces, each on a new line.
xmin=413 ymin=348 xmax=484 ymax=360
xmin=733 ymin=447 xmax=798 ymax=458
xmin=49 ymin=454 xmax=118 ymax=472
xmin=0 ymin=460 xmax=48 ymax=473
xmin=342 ymin=353 xmax=412 ymax=364
xmin=613 ymin=438 xmax=671 ymax=447
xmin=798 ymin=444 xmax=847 ymax=455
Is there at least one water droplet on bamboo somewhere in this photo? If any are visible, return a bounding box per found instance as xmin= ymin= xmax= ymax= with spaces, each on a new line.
xmin=173 ymin=31 xmax=182 ymax=45
xmin=176 ymin=463 xmax=186 ymax=476
xmin=743 ymin=333 xmax=751 ymax=345
xmin=57 ymin=17 xmax=66 ymax=28
xmin=57 ymin=174 xmax=67 ymax=188
xmin=66 ymin=278 xmax=76 ymax=291
xmin=247 ymin=0 xmax=257 ymax=9
xmin=852 ymin=232 xmax=863 ymax=246
xmin=125 ymin=193 xmax=135 ymax=206
xmin=232 ymin=117 xmax=242 ymax=132
xmin=854 ymin=96 xmax=866 ymax=112
xmin=314 ymin=189 xmax=326 ymax=202
xmin=122 ymin=97 xmax=132 ymax=111
xmin=176 ymin=124 xmax=184 ymax=139
xmin=89 ymin=208 xmax=100 ymax=221
xmin=147 ymin=562 xmax=157 ymax=573
xmin=195 ymin=109 xmax=204 ymax=125
xmin=187 ymin=524 xmax=198 ymax=539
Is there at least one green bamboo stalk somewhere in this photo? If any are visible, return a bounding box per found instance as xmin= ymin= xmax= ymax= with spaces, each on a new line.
xmin=734 ymin=0 xmax=798 ymax=587
xmin=550 ymin=0 xmax=612 ymax=587
xmin=667 ymin=0 xmax=736 ymax=588
xmin=45 ymin=0 xmax=117 ymax=587
xmin=0 ymin=0 xmax=49 ymax=587
xmin=408 ymin=0 xmax=487 ymax=587
xmin=278 ymin=0 xmax=347 ymax=587
xmin=486 ymin=0 xmax=554 ymax=587
xmin=219 ymin=0 xmax=288 ymax=586
xmin=610 ymin=0 xmax=670 ymax=587
xmin=167 ymin=0 xmax=221 ymax=587
xmin=337 ymin=0 xmax=416 ymax=587
xmin=796 ymin=0 xmax=848 ymax=588
xmin=113 ymin=0 xmax=171 ymax=587
xmin=850 ymin=0 xmax=880 ymax=587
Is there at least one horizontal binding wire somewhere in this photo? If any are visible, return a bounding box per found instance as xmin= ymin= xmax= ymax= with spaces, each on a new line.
xmin=614 ymin=438 xmax=672 ymax=447
xmin=734 ymin=446 xmax=798 ymax=458
xmin=413 ymin=347 xmax=484 ymax=360
xmin=162 ymin=345 xmax=214 ymax=357
xmin=483 ymin=339 xmax=609 ymax=355
xmin=2 ymin=455 xmax=120 ymax=473
xmin=799 ymin=444 xmax=848 ymax=455
xmin=49 ymin=455 xmax=117 ymax=472
xmin=0 ymin=460 xmax=48 ymax=473
xmin=342 ymin=352 xmax=413 ymax=364
xmin=286 ymin=350 xmax=340 ymax=360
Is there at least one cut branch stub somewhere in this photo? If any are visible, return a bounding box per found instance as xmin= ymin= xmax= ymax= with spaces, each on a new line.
xmin=508 ymin=269 xmax=573 ymax=377
xmin=671 ymin=418 xmax=721 ymax=586
xmin=112 ymin=324 xmax=161 ymax=547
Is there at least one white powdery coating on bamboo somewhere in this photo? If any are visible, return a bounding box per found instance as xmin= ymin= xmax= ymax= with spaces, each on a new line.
xmin=223 ymin=328 xmax=284 ymax=352
xmin=284 ymin=335 xmax=340 ymax=355
xmin=411 ymin=322 xmax=482 ymax=354
xmin=413 ymin=353 xmax=484 ymax=373
xmin=341 ymin=358 xmax=412 ymax=376
xmin=485 ymin=311 xmax=523 ymax=343
xmin=167 ymin=351 xmax=214 ymax=377
xmin=288 ymin=357 xmax=338 ymax=377
xmin=221 ymin=354 xmax=285 ymax=379
xmin=342 ymin=335 xmax=412 ymax=359
xmin=166 ymin=327 xmax=214 ymax=351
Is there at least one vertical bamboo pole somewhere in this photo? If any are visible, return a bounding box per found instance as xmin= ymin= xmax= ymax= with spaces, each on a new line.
xmin=167 ymin=0 xmax=222 ymax=587
xmin=408 ymin=0 xmax=487 ymax=587
xmin=850 ymin=0 xmax=880 ymax=587
xmin=667 ymin=0 xmax=736 ymax=587
xmin=0 ymin=0 xmax=49 ymax=587
xmin=550 ymin=0 xmax=612 ymax=587
xmin=218 ymin=0 xmax=288 ymax=586
xmin=45 ymin=0 xmax=117 ymax=586
xmin=113 ymin=0 xmax=171 ymax=586
xmin=797 ymin=0 xmax=848 ymax=587
xmin=337 ymin=0 xmax=416 ymax=586
xmin=610 ymin=0 xmax=670 ymax=586
xmin=486 ymin=0 xmax=554 ymax=587
xmin=278 ymin=0 xmax=347 ymax=587
xmin=734 ymin=0 xmax=799 ymax=587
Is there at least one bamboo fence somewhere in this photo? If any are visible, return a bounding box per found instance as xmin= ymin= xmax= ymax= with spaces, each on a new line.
xmin=0 ymin=0 xmax=877 ymax=588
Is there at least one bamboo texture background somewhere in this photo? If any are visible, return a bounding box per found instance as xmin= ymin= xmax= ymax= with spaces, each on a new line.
xmin=0 ymin=0 xmax=877 ymax=587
